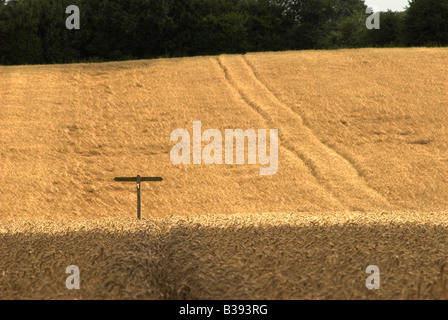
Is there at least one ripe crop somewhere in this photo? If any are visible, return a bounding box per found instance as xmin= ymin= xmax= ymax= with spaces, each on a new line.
xmin=1 ymin=48 xmax=447 ymax=299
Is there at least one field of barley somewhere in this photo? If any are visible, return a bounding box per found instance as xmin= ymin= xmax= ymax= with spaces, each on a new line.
xmin=0 ymin=48 xmax=447 ymax=299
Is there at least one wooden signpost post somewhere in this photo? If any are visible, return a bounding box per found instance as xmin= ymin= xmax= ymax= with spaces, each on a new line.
xmin=114 ymin=175 xmax=163 ymax=219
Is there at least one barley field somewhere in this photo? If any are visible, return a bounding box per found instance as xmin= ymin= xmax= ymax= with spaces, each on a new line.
xmin=0 ymin=48 xmax=447 ymax=299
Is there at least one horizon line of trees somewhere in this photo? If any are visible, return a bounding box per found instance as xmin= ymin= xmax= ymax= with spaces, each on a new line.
xmin=0 ymin=0 xmax=447 ymax=65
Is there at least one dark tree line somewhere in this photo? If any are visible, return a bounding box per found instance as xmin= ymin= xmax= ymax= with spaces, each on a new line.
xmin=0 ymin=0 xmax=447 ymax=65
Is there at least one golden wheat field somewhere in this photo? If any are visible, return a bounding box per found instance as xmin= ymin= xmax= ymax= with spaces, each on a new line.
xmin=0 ymin=48 xmax=447 ymax=299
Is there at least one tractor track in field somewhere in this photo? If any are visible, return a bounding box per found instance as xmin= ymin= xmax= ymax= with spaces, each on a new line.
xmin=215 ymin=54 xmax=393 ymax=212
xmin=214 ymin=57 xmax=346 ymax=210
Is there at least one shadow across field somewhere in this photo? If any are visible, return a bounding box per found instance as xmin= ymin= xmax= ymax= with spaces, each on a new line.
xmin=1 ymin=220 xmax=447 ymax=299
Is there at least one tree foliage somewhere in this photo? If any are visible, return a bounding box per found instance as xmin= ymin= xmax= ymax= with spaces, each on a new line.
xmin=0 ymin=0 xmax=446 ymax=65
xmin=404 ymin=0 xmax=448 ymax=46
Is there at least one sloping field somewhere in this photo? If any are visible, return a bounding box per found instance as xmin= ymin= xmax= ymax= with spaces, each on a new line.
xmin=0 ymin=48 xmax=447 ymax=299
